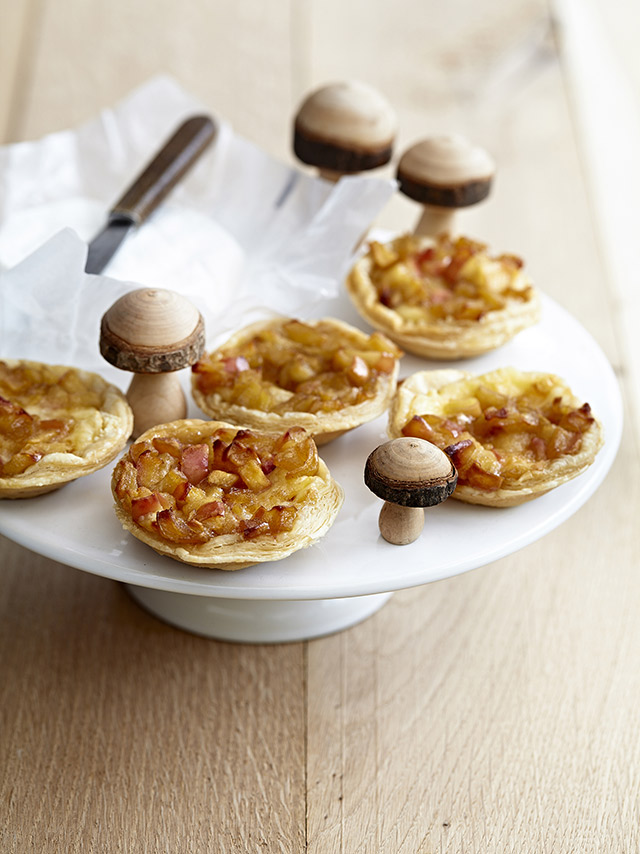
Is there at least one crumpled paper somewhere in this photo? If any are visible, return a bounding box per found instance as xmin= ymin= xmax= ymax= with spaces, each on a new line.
xmin=0 ymin=75 xmax=395 ymax=379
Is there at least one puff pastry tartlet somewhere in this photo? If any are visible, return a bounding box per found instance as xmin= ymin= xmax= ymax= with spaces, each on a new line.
xmin=191 ymin=317 xmax=402 ymax=444
xmin=389 ymin=368 xmax=603 ymax=507
xmin=346 ymin=233 xmax=540 ymax=359
xmin=111 ymin=419 xmax=343 ymax=569
xmin=0 ymin=359 xmax=133 ymax=498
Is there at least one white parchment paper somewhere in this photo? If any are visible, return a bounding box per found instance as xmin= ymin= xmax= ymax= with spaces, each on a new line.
xmin=0 ymin=76 xmax=395 ymax=380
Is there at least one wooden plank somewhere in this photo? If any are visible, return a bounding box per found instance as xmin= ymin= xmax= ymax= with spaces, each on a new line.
xmin=0 ymin=0 xmax=38 ymax=142
xmin=555 ymin=0 xmax=640 ymax=442
xmin=1 ymin=0 xmax=639 ymax=851
xmin=0 ymin=539 xmax=307 ymax=852
xmin=12 ymin=0 xmax=296 ymax=159
xmin=0 ymin=3 xmax=307 ymax=851
xmin=305 ymin=0 xmax=639 ymax=851
xmin=309 ymin=449 xmax=640 ymax=853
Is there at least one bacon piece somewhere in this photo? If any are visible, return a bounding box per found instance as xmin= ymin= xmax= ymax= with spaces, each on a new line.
xmin=194 ymin=500 xmax=226 ymax=521
xmin=181 ymin=443 xmax=210 ymax=484
xmin=224 ymin=356 xmax=250 ymax=373
xmin=131 ymin=492 xmax=167 ymax=522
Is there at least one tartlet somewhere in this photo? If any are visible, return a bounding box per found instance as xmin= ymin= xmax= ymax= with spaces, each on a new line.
xmin=191 ymin=317 xmax=402 ymax=444
xmin=111 ymin=419 xmax=343 ymax=569
xmin=0 ymin=359 xmax=133 ymax=498
xmin=388 ymin=367 xmax=603 ymax=507
xmin=346 ymin=233 xmax=540 ymax=359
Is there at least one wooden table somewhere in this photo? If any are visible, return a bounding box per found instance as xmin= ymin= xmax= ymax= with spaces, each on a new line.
xmin=1 ymin=1 xmax=639 ymax=850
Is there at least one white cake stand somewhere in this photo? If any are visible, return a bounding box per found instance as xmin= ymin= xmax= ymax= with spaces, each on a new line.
xmin=0 ymin=294 xmax=622 ymax=642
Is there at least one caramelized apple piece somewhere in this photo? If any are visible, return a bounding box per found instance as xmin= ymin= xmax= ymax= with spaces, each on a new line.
xmin=366 ymin=233 xmax=531 ymax=324
xmin=153 ymin=436 xmax=183 ymax=458
xmin=155 ymin=509 xmax=209 ymax=544
xmin=192 ymin=319 xmax=401 ymax=415
xmin=402 ymin=381 xmax=594 ymax=492
xmin=114 ymin=425 xmax=323 ymax=545
xmin=136 ymin=450 xmax=172 ymax=489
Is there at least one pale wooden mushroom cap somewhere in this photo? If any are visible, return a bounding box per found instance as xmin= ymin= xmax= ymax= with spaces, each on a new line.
xmin=100 ymin=287 xmax=205 ymax=373
xmin=397 ymin=134 xmax=495 ymax=208
xmin=364 ymin=437 xmax=457 ymax=507
xmin=294 ymin=80 xmax=397 ymax=173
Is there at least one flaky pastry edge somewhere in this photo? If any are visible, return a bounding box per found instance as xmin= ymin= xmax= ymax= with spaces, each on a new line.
xmin=0 ymin=360 xmax=133 ymax=499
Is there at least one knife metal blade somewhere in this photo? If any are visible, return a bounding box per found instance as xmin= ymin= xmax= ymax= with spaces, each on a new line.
xmin=85 ymin=114 xmax=217 ymax=275
xmin=85 ymin=216 xmax=134 ymax=275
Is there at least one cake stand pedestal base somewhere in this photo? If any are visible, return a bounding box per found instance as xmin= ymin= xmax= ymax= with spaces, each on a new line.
xmin=124 ymin=584 xmax=393 ymax=643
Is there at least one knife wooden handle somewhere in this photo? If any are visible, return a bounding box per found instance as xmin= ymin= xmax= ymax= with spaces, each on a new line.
xmin=110 ymin=115 xmax=217 ymax=225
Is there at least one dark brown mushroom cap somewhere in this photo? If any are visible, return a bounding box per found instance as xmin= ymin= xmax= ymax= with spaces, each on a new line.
xmin=100 ymin=288 xmax=205 ymax=373
xmin=293 ymin=81 xmax=397 ymax=174
xmin=397 ymin=134 xmax=495 ymax=208
xmin=364 ymin=437 xmax=458 ymax=507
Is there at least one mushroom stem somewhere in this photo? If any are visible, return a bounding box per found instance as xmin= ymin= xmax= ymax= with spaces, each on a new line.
xmin=318 ymin=167 xmax=343 ymax=183
xmin=379 ymin=502 xmax=425 ymax=545
xmin=127 ymin=372 xmax=186 ymax=439
xmin=414 ymin=206 xmax=457 ymax=238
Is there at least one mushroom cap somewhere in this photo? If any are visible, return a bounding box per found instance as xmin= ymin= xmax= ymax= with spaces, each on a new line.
xmin=293 ymin=80 xmax=397 ymax=173
xmin=100 ymin=287 xmax=205 ymax=373
xmin=397 ymin=134 xmax=495 ymax=208
xmin=364 ymin=437 xmax=458 ymax=507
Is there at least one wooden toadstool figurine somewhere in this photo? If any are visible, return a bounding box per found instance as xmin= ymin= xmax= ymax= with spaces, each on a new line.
xmin=100 ymin=288 xmax=205 ymax=438
xmin=293 ymin=80 xmax=397 ymax=182
xmin=396 ymin=134 xmax=495 ymax=237
xmin=364 ymin=437 xmax=458 ymax=545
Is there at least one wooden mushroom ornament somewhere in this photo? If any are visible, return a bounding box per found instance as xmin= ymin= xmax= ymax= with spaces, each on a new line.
xmin=397 ymin=134 xmax=495 ymax=237
xmin=293 ymin=80 xmax=397 ymax=182
xmin=100 ymin=288 xmax=205 ymax=438
xmin=364 ymin=437 xmax=458 ymax=545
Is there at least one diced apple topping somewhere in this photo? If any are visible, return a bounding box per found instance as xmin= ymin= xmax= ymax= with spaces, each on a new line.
xmin=0 ymin=360 xmax=113 ymax=477
xmin=365 ymin=234 xmax=532 ymax=323
xmin=401 ymin=377 xmax=595 ymax=491
xmin=192 ymin=319 xmax=401 ymax=414
xmin=113 ymin=425 xmax=322 ymax=544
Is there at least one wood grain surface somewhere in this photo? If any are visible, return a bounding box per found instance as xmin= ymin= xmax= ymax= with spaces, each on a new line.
xmin=1 ymin=0 xmax=639 ymax=851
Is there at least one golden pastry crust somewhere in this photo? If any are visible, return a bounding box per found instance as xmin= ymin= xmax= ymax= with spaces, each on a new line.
xmin=111 ymin=419 xmax=344 ymax=569
xmin=0 ymin=359 xmax=133 ymax=498
xmin=191 ymin=317 xmax=401 ymax=445
xmin=388 ymin=368 xmax=604 ymax=507
xmin=346 ymin=233 xmax=540 ymax=359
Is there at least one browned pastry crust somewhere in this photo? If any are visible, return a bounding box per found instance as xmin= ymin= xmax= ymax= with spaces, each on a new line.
xmin=0 ymin=359 xmax=133 ymax=498
xmin=346 ymin=233 xmax=540 ymax=359
xmin=388 ymin=368 xmax=604 ymax=507
xmin=111 ymin=419 xmax=344 ymax=569
xmin=191 ymin=317 xmax=402 ymax=445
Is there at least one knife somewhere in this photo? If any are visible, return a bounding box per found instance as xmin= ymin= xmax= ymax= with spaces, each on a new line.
xmin=85 ymin=114 xmax=218 ymax=274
